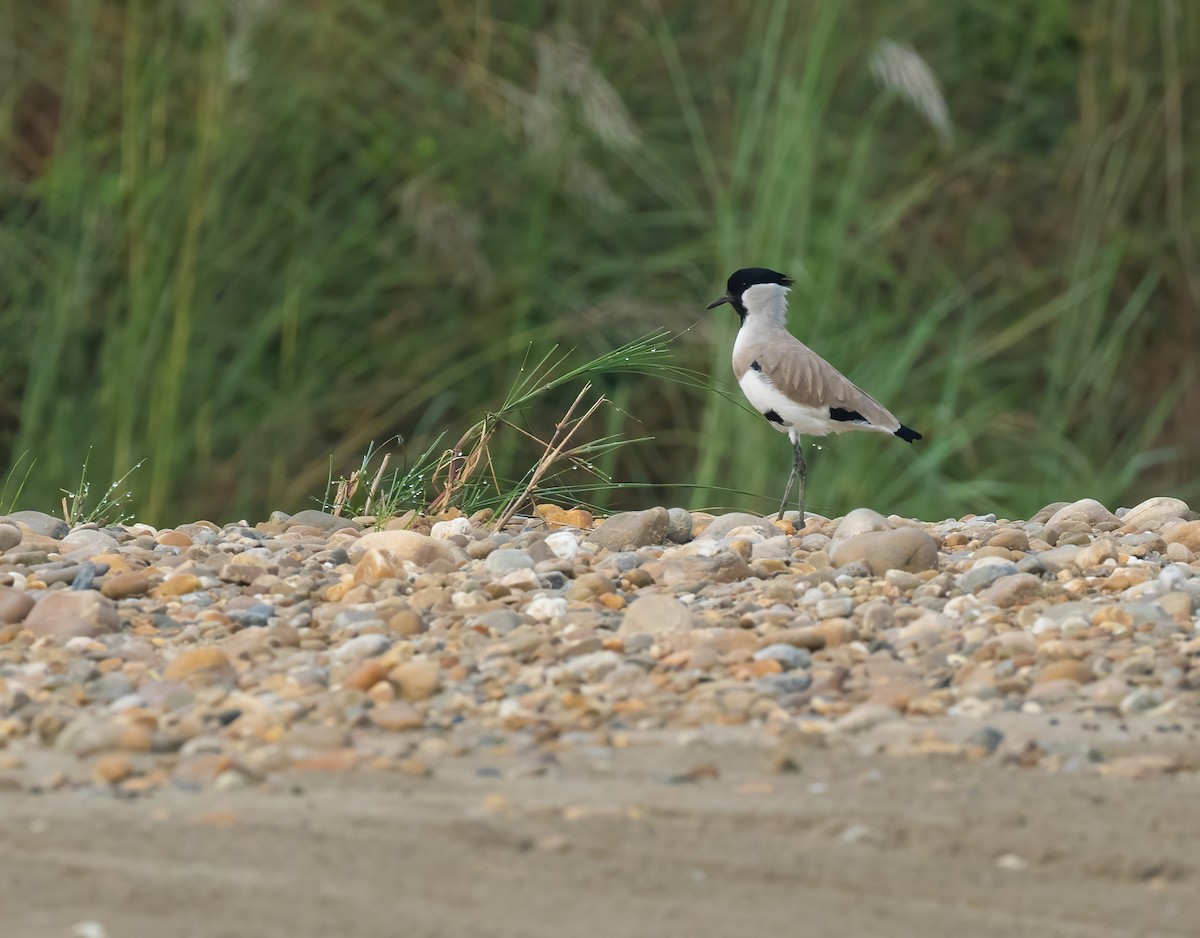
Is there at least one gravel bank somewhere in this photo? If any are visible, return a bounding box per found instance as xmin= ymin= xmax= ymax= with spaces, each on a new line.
xmin=1 ymin=496 xmax=1198 ymax=794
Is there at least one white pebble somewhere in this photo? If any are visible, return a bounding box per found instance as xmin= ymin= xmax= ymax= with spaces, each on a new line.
xmin=524 ymin=596 xmax=567 ymax=620
xmin=72 ymin=924 xmax=108 ymax=938
xmin=544 ymin=531 xmax=579 ymax=560
xmin=430 ymin=517 xmax=472 ymax=539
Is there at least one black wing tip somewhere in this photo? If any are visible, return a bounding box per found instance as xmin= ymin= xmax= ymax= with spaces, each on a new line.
xmin=894 ymin=424 xmax=922 ymax=443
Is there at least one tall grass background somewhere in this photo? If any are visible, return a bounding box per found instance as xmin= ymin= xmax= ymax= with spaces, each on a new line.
xmin=0 ymin=0 xmax=1196 ymax=525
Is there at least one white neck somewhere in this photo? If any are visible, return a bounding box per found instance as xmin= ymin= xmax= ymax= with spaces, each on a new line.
xmin=741 ymin=283 xmax=790 ymax=327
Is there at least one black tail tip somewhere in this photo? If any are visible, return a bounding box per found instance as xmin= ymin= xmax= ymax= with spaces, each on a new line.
xmin=894 ymin=424 xmax=922 ymax=443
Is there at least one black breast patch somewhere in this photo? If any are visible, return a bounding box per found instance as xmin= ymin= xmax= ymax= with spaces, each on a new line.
xmin=764 ymin=410 xmax=784 ymax=425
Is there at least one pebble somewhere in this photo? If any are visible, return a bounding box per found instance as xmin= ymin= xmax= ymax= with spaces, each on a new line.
xmin=0 ymin=497 xmax=1190 ymax=793
xmin=589 ymin=507 xmax=669 ymax=550
xmin=829 ymin=527 xmax=939 ymax=574
xmin=619 ymin=594 xmax=693 ymax=635
xmin=24 ymin=591 xmax=120 ymax=638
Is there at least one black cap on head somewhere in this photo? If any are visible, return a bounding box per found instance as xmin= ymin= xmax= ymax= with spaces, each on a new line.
xmin=706 ymin=267 xmax=794 ymax=311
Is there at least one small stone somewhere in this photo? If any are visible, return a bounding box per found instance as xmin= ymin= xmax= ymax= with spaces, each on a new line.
xmin=332 ymin=633 xmax=392 ymax=661
xmin=1035 ymin=660 xmax=1094 ymax=684
xmin=988 ymin=529 xmax=1029 ymax=551
xmin=831 ymin=508 xmax=891 ymax=542
xmin=388 ymin=609 xmax=425 ymax=636
xmin=91 ymin=753 xmax=134 ymax=785
xmin=353 ymin=549 xmax=401 ymax=586
xmin=100 ymin=571 xmax=152 ymax=600
xmin=151 ymin=574 xmax=202 ymax=599
xmin=390 ymin=660 xmax=441 ymax=701
xmin=1075 ymin=537 xmax=1118 ymax=569
xmin=829 ymin=528 xmax=938 ymax=574
xmin=1118 ymin=688 xmax=1162 ymax=715
xmin=964 ymin=726 xmax=1004 ymax=754
xmin=486 ymin=549 xmax=536 ymax=576
xmin=698 ymin=512 xmax=778 ymax=541
xmin=619 ymin=593 xmax=693 ymax=635
xmin=666 ymin=508 xmax=694 ymax=543
xmin=344 ymin=659 xmax=389 ymax=692
xmin=544 ymin=531 xmax=579 ymax=560
xmin=979 ymin=573 xmax=1044 ymax=608
xmin=834 ymin=704 xmax=901 ymax=733
xmin=590 ymin=507 xmax=670 ymax=550
xmin=0 ymin=522 xmax=19 ymax=552
xmin=156 ymin=530 xmax=193 ymax=548
xmin=753 ymin=643 xmax=811 ymax=671
xmin=163 ymin=648 xmax=235 ymax=686
xmin=369 ymin=702 xmax=424 ymax=731
xmin=816 ymin=597 xmax=853 ymax=619
xmin=0 ymin=585 xmax=35 ymax=624
xmin=430 ymin=517 xmax=471 ymax=539
xmin=960 ymin=558 xmax=1020 ymax=592
xmin=24 ymin=591 xmax=120 ymax=638
xmin=285 ymin=509 xmax=362 ymax=533
xmin=1162 ymin=520 xmax=1200 ymax=553
xmin=535 ymin=504 xmax=595 ymax=529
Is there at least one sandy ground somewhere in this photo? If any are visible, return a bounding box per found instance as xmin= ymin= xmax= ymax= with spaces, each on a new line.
xmin=3 ymin=729 xmax=1197 ymax=938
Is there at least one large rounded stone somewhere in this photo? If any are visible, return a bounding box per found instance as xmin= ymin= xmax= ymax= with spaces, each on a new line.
xmin=24 ymin=591 xmax=120 ymax=638
xmin=1117 ymin=496 xmax=1191 ymax=534
xmin=1 ymin=510 xmax=69 ymax=540
xmin=350 ymin=530 xmax=463 ymax=566
xmin=1163 ymin=520 xmax=1200 ymax=553
xmin=590 ymin=508 xmax=670 ymax=550
xmin=829 ymin=528 xmax=938 ymax=574
xmin=1043 ymin=499 xmax=1119 ymax=540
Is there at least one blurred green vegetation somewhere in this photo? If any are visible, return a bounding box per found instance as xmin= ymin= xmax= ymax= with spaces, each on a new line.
xmin=1 ymin=0 xmax=1197 ymax=525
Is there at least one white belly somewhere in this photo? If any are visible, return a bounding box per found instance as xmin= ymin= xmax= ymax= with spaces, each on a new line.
xmin=737 ymin=368 xmax=875 ymax=439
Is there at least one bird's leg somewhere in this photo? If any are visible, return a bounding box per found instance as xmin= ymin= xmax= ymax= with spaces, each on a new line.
xmin=775 ymin=436 xmax=807 ymax=525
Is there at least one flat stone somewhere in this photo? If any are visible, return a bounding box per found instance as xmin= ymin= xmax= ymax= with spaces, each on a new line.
xmin=979 ymin=573 xmax=1045 ymax=608
xmin=100 ymin=571 xmax=152 ymax=600
xmin=590 ymin=508 xmax=670 ymax=550
xmin=350 ymin=530 xmax=463 ymax=566
xmin=960 ymin=558 xmax=1020 ymax=592
xmin=285 ymin=510 xmax=363 ymax=533
xmin=1035 ymin=660 xmax=1094 ymax=684
xmin=24 ymin=591 xmax=120 ymax=638
xmin=619 ymin=593 xmax=693 ymax=635
xmin=485 ymin=549 xmax=536 ymax=576
xmin=163 ymin=647 xmax=235 ymax=685
xmin=829 ymin=527 xmax=938 ymax=574
xmin=390 ymin=660 xmax=441 ymax=701
xmin=698 ymin=512 xmax=778 ymax=541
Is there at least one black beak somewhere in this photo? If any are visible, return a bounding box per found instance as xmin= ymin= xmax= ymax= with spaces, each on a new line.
xmin=706 ymin=294 xmax=731 ymax=310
